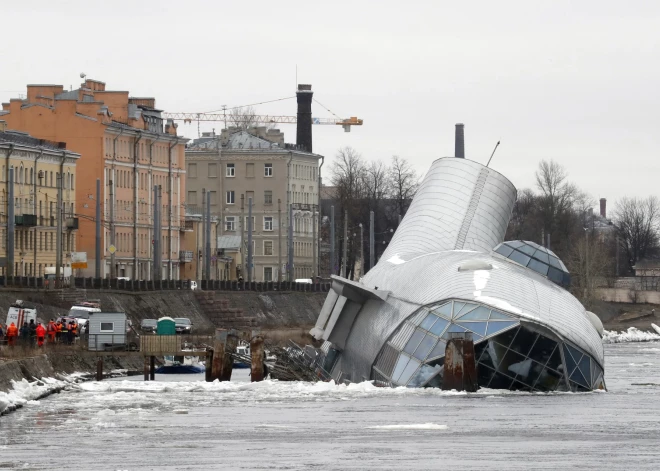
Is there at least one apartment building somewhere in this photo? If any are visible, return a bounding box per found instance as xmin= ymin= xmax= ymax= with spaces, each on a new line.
xmin=0 ymin=79 xmax=188 ymax=279
xmin=185 ymin=125 xmax=321 ymax=282
xmin=0 ymin=122 xmax=80 ymax=276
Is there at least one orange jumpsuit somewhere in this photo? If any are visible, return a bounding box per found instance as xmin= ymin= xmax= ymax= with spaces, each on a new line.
xmin=47 ymin=321 xmax=57 ymax=343
xmin=36 ymin=324 xmax=46 ymax=347
xmin=6 ymin=322 xmax=18 ymax=346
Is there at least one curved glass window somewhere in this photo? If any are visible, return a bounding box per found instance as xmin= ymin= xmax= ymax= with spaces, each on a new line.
xmin=372 ymin=299 xmax=605 ymax=392
xmin=494 ymin=240 xmax=571 ymax=287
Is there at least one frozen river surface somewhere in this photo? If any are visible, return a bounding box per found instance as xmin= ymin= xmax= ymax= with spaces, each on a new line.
xmin=1 ymin=342 xmax=660 ymax=470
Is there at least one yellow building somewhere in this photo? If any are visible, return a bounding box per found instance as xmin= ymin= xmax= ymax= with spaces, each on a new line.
xmin=0 ymin=121 xmax=80 ymax=276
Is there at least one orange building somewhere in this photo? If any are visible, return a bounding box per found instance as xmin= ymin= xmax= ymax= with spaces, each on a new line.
xmin=0 ymin=79 xmax=188 ymax=279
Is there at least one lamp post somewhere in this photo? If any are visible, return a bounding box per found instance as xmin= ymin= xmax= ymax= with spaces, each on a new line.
xmin=359 ymin=223 xmax=364 ymax=277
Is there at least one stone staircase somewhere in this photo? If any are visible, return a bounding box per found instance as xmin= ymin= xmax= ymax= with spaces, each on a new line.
xmin=194 ymin=291 xmax=258 ymax=329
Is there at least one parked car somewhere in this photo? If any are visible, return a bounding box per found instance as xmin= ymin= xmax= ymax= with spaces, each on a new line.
xmin=295 ymin=278 xmax=313 ymax=284
xmin=174 ymin=317 xmax=193 ymax=334
xmin=140 ymin=319 xmax=157 ymax=333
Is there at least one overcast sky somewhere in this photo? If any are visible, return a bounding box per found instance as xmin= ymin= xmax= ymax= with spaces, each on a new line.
xmin=2 ymin=0 xmax=658 ymax=209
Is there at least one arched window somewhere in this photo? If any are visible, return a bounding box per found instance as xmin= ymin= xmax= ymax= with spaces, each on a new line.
xmin=19 ymin=166 xmax=23 ymax=184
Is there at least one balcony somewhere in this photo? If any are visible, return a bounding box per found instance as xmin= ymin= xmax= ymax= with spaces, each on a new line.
xmin=66 ymin=217 xmax=79 ymax=230
xmin=180 ymin=251 xmax=193 ymax=263
xmin=15 ymin=214 xmax=37 ymax=227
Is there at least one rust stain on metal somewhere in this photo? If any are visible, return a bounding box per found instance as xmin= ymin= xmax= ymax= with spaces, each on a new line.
xmin=442 ymin=334 xmax=478 ymax=392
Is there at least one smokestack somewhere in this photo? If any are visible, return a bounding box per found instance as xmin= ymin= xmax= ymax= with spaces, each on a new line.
xmin=600 ymin=198 xmax=607 ymax=218
xmin=296 ymin=84 xmax=313 ymax=153
xmin=455 ymin=123 xmax=465 ymax=158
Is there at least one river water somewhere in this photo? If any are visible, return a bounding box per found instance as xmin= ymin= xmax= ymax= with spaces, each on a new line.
xmin=1 ymin=342 xmax=660 ymax=470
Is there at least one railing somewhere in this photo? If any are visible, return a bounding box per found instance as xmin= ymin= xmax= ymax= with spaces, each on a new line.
xmin=71 ymin=277 xmax=331 ymax=292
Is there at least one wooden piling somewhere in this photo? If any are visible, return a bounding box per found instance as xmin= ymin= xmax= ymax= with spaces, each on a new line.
xmin=205 ymin=348 xmax=214 ymax=382
xmin=143 ymin=357 xmax=150 ymax=381
xmin=442 ymin=332 xmax=478 ymax=392
xmin=221 ymin=330 xmax=239 ymax=382
xmin=96 ymin=358 xmax=103 ymax=381
xmin=211 ymin=329 xmax=227 ymax=381
xmin=149 ymin=356 xmax=155 ymax=380
xmin=250 ymin=332 xmax=265 ymax=382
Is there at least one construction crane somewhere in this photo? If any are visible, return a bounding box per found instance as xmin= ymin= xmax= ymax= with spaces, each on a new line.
xmin=162 ymin=112 xmax=363 ymax=132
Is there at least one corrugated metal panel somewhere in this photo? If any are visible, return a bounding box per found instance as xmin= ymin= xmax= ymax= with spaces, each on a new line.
xmin=375 ymin=343 xmax=399 ymax=377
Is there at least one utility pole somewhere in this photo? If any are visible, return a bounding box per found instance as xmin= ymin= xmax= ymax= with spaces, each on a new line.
xmin=56 ymin=173 xmax=62 ymax=287
xmin=109 ymin=176 xmax=115 ymax=279
xmin=369 ymin=210 xmax=374 ymax=271
xmin=330 ymin=206 xmax=335 ymax=275
xmin=278 ymin=199 xmax=282 ymax=282
xmin=359 ymin=222 xmax=364 ymax=278
xmin=205 ymin=190 xmax=211 ymax=283
xmin=95 ymin=179 xmax=101 ymax=279
xmin=7 ymin=168 xmax=14 ymax=281
xmin=201 ymin=188 xmax=206 ymax=281
xmin=312 ymin=204 xmax=317 ymax=280
xmin=247 ymin=197 xmax=253 ymax=282
xmin=616 ymin=234 xmax=620 ymax=277
xmin=585 ymin=230 xmax=589 ymax=300
xmin=341 ymin=210 xmax=348 ymax=278
xmin=240 ymin=194 xmax=245 ymax=281
xmin=288 ymin=204 xmax=294 ymax=281
xmin=153 ymin=185 xmax=161 ymax=280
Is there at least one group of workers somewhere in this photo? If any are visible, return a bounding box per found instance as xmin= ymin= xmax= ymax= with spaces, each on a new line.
xmin=0 ymin=318 xmax=80 ymax=347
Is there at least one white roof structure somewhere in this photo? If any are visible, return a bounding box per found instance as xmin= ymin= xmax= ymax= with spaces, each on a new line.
xmin=312 ymin=157 xmax=604 ymax=392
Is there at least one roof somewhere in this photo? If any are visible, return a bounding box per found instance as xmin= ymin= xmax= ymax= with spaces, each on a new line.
xmin=217 ymin=235 xmax=241 ymax=250
xmin=188 ymin=130 xmax=279 ymax=151
xmin=0 ymin=131 xmax=70 ymax=152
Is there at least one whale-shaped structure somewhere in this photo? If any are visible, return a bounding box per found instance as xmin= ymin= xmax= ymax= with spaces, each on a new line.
xmin=311 ymin=157 xmax=604 ymax=392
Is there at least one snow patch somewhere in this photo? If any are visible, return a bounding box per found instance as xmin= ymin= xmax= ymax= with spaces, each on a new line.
xmin=602 ymin=327 xmax=660 ymax=344
xmin=0 ymin=377 xmax=71 ymax=415
xmin=367 ymin=423 xmax=448 ymax=430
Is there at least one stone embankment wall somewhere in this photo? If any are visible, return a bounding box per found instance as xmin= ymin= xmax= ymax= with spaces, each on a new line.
xmin=0 ymin=352 xmax=144 ymax=393
xmin=0 ymin=288 xmax=326 ymax=334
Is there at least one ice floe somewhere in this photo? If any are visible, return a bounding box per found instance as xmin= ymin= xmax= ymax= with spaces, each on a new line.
xmin=602 ymin=327 xmax=660 ymax=344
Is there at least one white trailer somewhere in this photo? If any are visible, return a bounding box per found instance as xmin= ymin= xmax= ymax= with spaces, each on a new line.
xmin=87 ymin=312 xmax=128 ymax=351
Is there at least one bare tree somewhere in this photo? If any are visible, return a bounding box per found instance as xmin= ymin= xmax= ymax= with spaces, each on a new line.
xmin=613 ymin=196 xmax=660 ymax=272
xmin=228 ymin=105 xmax=258 ymax=130
xmin=566 ymin=233 xmax=612 ymax=309
xmin=389 ymin=155 xmax=418 ymax=218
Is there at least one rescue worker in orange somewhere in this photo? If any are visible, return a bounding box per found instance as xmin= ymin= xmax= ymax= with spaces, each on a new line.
xmin=6 ymin=322 xmax=18 ymax=346
xmin=36 ymin=323 xmax=46 ymax=347
xmin=56 ymin=320 xmax=63 ymax=343
xmin=47 ymin=319 xmax=57 ymax=343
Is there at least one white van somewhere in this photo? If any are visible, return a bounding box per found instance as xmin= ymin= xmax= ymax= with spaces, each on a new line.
xmin=295 ymin=279 xmax=313 ymax=284
xmin=68 ymin=302 xmax=102 ymax=329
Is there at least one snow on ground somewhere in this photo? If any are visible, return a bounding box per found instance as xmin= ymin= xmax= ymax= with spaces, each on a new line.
xmin=603 ymin=327 xmax=660 ymax=343
xmin=366 ymin=423 xmax=448 ymax=430
xmin=0 ymin=371 xmax=88 ymax=415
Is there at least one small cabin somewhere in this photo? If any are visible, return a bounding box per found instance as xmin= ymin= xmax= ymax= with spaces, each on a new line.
xmin=87 ymin=312 xmax=127 ymax=351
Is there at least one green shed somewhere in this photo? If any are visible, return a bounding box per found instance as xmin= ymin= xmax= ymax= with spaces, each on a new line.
xmin=157 ymin=317 xmax=176 ymax=335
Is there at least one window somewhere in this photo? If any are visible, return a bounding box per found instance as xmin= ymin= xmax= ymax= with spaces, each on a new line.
xmin=264 ymin=240 xmax=273 ymax=256
xmin=226 ymin=163 xmax=235 ymax=177
xmin=225 ymin=216 xmax=236 ymax=232
xmin=208 ymin=163 xmax=217 ymax=178
xmin=209 ymin=191 xmax=217 ymax=205
xmin=100 ymin=322 xmax=114 ymax=332
xmin=264 ymin=216 xmax=273 ymax=231
xmin=246 ymin=163 xmax=255 ymax=178
xmin=244 ymin=216 xmax=255 ymax=231
xmin=188 ymin=191 xmax=197 ymax=205
xmin=265 ymin=163 xmax=273 ymax=177
xmin=188 ymin=163 xmax=197 ymax=178
xmin=264 ymin=190 xmax=272 ymax=205
xmin=226 ymin=191 xmax=235 ymax=204
xmin=264 ymin=266 xmax=273 ymax=282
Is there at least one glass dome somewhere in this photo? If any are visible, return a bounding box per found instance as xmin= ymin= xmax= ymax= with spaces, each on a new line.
xmin=493 ymin=240 xmax=571 ymax=287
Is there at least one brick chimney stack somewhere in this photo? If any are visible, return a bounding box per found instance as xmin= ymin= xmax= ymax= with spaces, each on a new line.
xmin=296 ymin=84 xmax=313 ymax=153
xmin=455 ymin=123 xmax=465 ymax=158
xmin=600 ymin=198 xmax=607 ymax=218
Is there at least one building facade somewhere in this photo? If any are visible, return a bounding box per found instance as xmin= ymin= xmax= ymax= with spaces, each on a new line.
xmin=0 ymin=123 xmax=80 ymax=277
xmin=0 ymin=79 xmax=188 ymax=279
xmin=185 ymin=128 xmax=321 ymax=282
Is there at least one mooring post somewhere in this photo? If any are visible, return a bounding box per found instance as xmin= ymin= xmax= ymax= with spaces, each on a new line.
xmin=143 ymin=357 xmax=150 ymax=381
xmin=221 ymin=330 xmax=239 ymax=382
xmin=205 ymin=348 xmax=214 ymax=382
xmin=442 ymin=332 xmax=478 ymax=392
xmin=250 ymin=331 xmax=265 ymax=382
xmin=212 ymin=329 xmax=227 ymax=381
xmin=96 ymin=357 xmax=103 ymax=381
xmin=150 ymin=356 xmax=155 ymax=381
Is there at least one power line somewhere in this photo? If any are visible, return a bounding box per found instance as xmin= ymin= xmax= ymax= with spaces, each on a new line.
xmin=313 ymin=98 xmax=343 ymax=120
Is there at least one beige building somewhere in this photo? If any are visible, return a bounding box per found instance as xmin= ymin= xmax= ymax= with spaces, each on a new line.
xmin=0 ymin=122 xmax=80 ymax=277
xmin=185 ymin=127 xmax=321 ymax=282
